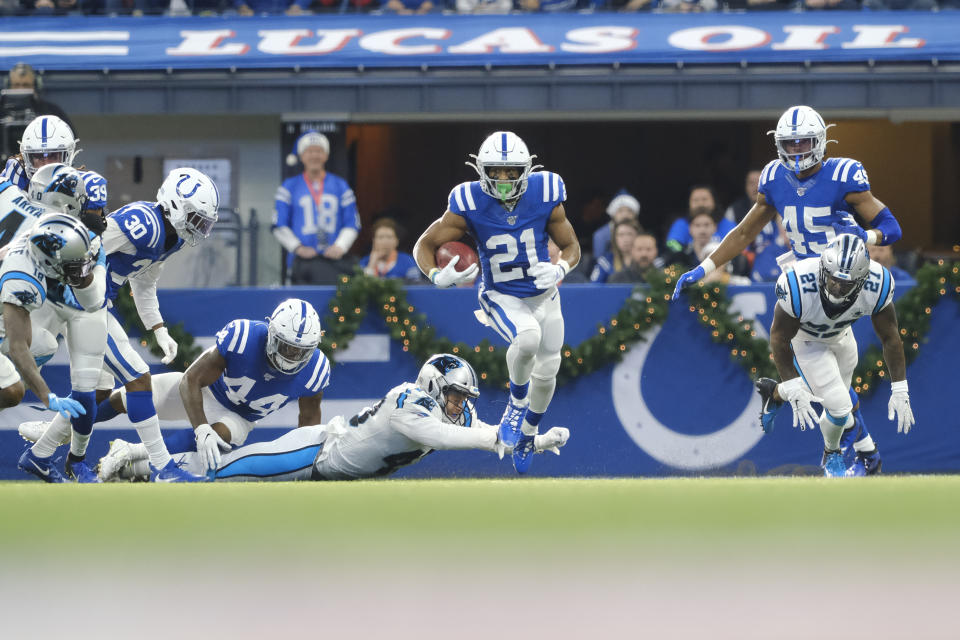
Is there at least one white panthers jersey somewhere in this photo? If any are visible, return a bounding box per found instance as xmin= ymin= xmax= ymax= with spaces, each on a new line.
xmin=0 ymin=232 xmax=50 ymax=324
xmin=314 ymin=382 xmax=496 ymax=480
xmin=775 ymin=257 xmax=894 ymax=344
xmin=0 ymin=181 xmax=48 ymax=250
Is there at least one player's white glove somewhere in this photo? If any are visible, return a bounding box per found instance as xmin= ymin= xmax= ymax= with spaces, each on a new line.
xmin=888 ymin=380 xmax=915 ymax=434
xmin=534 ymin=427 xmax=570 ymax=455
xmin=528 ymin=260 xmax=570 ymax=290
xmin=777 ymin=377 xmax=823 ymax=432
xmin=429 ymin=255 xmax=478 ymax=289
xmin=195 ymin=423 xmax=231 ymax=472
xmin=153 ymin=326 xmax=178 ymax=365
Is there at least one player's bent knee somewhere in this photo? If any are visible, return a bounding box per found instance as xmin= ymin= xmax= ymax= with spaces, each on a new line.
xmin=0 ymin=381 xmax=25 ymax=408
xmin=531 ymin=354 xmax=562 ymax=381
xmin=513 ymin=327 xmax=541 ymax=358
xmin=126 ymin=372 xmax=152 ymax=393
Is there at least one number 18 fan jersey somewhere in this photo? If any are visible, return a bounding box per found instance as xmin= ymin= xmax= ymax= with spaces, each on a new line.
xmin=758 ymin=157 xmax=871 ymax=260
xmin=212 ymin=319 xmax=330 ymax=422
xmin=447 ymin=171 xmax=565 ymax=298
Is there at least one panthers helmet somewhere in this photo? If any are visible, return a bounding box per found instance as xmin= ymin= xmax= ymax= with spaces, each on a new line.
xmin=467 ymin=131 xmax=541 ymax=203
xmin=416 ymin=354 xmax=480 ymax=425
xmin=266 ymin=298 xmax=322 ymax=375
xmin=27 ymin=212 xmax=98 ymax=286
xmin=156 ymin=168 xmax=220 ymax=247
xmin=819 ymin=235 xmax=871 ymax=309
xmin=28 ymin=163 xmax=86 ymax=217
xmin=19 ymin=115 xmax=78 ymax=179
xmin=769 ymin=106 xmax=835 ymax=173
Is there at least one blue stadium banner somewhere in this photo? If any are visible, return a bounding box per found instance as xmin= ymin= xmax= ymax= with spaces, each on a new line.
xmin=0 ymin=12 xmax=956 ymax=71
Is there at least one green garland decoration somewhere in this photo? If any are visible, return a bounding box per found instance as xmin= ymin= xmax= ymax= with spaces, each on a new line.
xmin=112 ymin=282 xmax=204 ymax=371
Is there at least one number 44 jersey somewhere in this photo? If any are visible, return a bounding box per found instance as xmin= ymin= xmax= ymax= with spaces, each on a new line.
xmin=759 ymin=157 xmax=871 ymax=260
xmin=212 ymin=319 xmax=330 ymax=421
xmin=775 ymin=257 xmax=894 ymax=343
xmin=447 ymin=171 xmax=566 ymax=298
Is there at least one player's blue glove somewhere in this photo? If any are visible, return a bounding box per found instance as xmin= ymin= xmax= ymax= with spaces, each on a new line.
xmin=831 ymin=219 xmax=867 ymax=242
xmin=47 ymin=393 xmax=86 ymax=419
xmin=671 ymin=265 xmax=704 ymax=300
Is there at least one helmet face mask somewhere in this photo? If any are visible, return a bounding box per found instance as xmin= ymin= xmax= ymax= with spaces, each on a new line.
xmin=416 ymin=354 xmax=480 ymax=425
xmin=467 ymin=131 xmax=541 ymax=206
xmin=19 ymin=116 xmax=78 ymax=179
xmin=156 ymin=168 xmax=220 ymax=247
xmin=769 ymin=106 xmax=834 ymax=174
xmin=818 ymin=235 xmax=870 ymax=311
xmin=265 ymin=298 xmax=322 ymax=375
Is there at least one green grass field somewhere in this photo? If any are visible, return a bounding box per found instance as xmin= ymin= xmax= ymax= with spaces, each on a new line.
xmin=2 ymin=477 xmax=958 ymax=639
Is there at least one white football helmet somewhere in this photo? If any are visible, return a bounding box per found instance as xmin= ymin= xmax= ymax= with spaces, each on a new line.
xmin=27 ymin=212 xmax=98 ymax=286
xmin=28 ymin=163 xmax=86 ymax=217
xmin=266 ymin=298 xmax=322 ymax=374
xmin=416 ymin=353 xmax=480 ymax=425
xmin=156 ymin=168 xmax=220 ymax=247
xmin=467 ymin=131 xmax=542 ymax=203
xmin=19 ymin=115 xmax=78 ymax=179
xmin=819 ymin=235 xmax=870 ymax=309
xmin=768 ymin=106 xmax=836 ymax=173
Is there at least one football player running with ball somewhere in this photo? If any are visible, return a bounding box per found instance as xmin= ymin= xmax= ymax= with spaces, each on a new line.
xmin=759 ymin=235 xmax=914 ymax=477
xmin=414 ymin=131 xmax=580 ymax=473
xmin=672 ymin=105 xmax=904 ymax=474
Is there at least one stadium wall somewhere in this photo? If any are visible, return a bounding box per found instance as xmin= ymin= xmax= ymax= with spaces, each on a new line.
xmin=2 ymin=281 xmax=957 ymax=480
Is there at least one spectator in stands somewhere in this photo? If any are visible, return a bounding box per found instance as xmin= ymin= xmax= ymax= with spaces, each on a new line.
xmin=273 ymin=131 xmax=361 ymax=285
xmin=609 ymin=232 xmax=662 ymax=284
xmin=591 ymin=219 xmax=640 ymax=283
xmin=868 ymin=244 xmax=913 ymax=283
xmin=549 ymin=238 xmax=589 ymax=283
xmin=665 ymin=210 xmax=749 ymax=280
xmin=658 ymin=0 xmax=717 ymax=10
xmin=800 ymin=0 xmax=859 ymax=9
xmin=664 ymin=185 xmax=734 ymax=255
xmin=724 ymin=169 xmax=762 ymax=226
xmin=517 ymin=0 xmax=578 ymax=10
xmin=701 ymin=241 xmax=752 ymax=286
xmin=593 ymin=190 xmax=641 ymax=262
xmin=360 ymin=218 xmax=423 ymax=282
xmin=456 ymin=0 xmax=511 ymax=13
xmin=750 ymin=221 xmax=789 ymax=283
xmin=32 ymin=0 xmax=79 ymax=13
xmin=237 ymin=0 xmax=310 ymax=14
xmin=863 ymin=0 xmax=934 ymax=8
xmin=384 ymin=0 xmax=434 ymax=12
xmin=723 ymin=0 xmax=792 ymax=9
xmin=2 ymin=63 xmax=72 ymax=130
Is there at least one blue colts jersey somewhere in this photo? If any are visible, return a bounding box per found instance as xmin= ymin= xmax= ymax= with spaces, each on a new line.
xmin=105 ymin=201 xmax=184 ymax=302
xmin=447 ymin=171 xmax=566 ymax=298
xmin=0 ymin=158 xmax=107 ymax=210
xmin=211 ymin=319 xmax=330 ymax=422
xmin=274 ymin=172 xmax=360 ymax=267
xmin=758 ymin=157 xmax=870 ymax=259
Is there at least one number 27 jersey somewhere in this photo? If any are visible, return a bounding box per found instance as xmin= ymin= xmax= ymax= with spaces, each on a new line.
xmin=211 ymin=319 xmax=330 ymax=422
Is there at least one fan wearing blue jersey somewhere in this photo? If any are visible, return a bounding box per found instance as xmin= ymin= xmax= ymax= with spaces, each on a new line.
xmin=94 ymin=299 xmax=330 ymax=480
xmin=672 ymin=105 xmax=904 ymax=474
xmin=413 ymin=131 xmax=581 ymax=474
xmin=17 ymin=168 xmax=219 ymax=483
xmin=272 ymin=131 xmax=361 ymax=284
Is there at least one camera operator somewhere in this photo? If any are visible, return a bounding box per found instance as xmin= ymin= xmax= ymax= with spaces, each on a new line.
xmin=2 ymin=63 xmax=73 ymax=166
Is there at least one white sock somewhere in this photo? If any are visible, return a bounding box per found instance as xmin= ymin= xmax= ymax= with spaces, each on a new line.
xmin=820 ymin=411 xmax=854 ymax=451
xmin=853 ymin=435 xmax=877 ymax=453
xmin=70 ymin=430 xmax=91 ymax=458
xmin=32 ymin=413 xmax=71 ymax=458
xmin=133 ymin=416 xmax=171 ymax=469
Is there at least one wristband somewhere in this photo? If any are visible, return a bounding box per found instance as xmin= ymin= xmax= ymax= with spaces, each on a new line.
xmin=891 ymin=380 xmax=909 ymax=393
xmin=557 ymin=259 xmax=571 ymax=277
xmin=700 ymin=257 xmax=716 ymax=275
xmin=428 ymin=267 xmax=440 ymax=283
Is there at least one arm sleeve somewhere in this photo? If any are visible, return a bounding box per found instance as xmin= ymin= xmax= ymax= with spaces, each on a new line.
xmin=333 ymin=227 xmax=358 ymax=252
xmin=272 ymin=183 xmax=295 ymax=239
xmin=72 ymin=264 xmax=107 ymax=311
xmin=272 ymin=225 xmax=302 ymax=253
xmin=129 ymin=262 xmax=165 ymax=329
xmin=391 ymin=407 xmax=497 ymax=452
xmin=339 ymin=185 xmax=360 ymax=231
xmin=869 ymin=207 xmax=902 ymax=246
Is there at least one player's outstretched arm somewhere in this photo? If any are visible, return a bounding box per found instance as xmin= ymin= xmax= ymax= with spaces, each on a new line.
xmin=672 ymin=195 xmax=777 ymax=300
xmin=393 ymin=406 xmax=500 ymax=453
xmin=297 ymin=391 xmax=323 ymax=428
xmin=871 ymin=303 xmax=915 ymax=433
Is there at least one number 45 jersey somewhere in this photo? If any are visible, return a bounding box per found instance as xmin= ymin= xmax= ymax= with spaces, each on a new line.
xmin=759 ymin=157 xmax=870 ymax=260
xmin=212 ymin=319 xmax=330 ymax=422
xmin=775 ymin=257 xmax=894 ymax=344
xmin=447 ymin=171 xmax=566 ymax=298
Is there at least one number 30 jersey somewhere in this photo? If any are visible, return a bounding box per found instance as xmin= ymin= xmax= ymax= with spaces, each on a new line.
xmin=211 ymin=319 xmax=330 ymax=422
xmin=103 ymin=201 xmax=184 ymax=303
xmin=775 ymin=257 xmax=894 ymax=344
xmin=759 ymin=157 xmax=870 ymax=260
xmin=447 ymin=171 xmax=566 ymax=298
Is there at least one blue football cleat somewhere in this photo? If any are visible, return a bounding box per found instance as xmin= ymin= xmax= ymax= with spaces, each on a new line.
xmin=498 ymin=399 xmax=528 ymax=449
xmin=822 ymin=450 xmax=846 ymax=477
xmin=845 ymin=458 xmax=867 ymax=477
xmin=857 ymin=448 xmax=882 ymax=476
xmin=512 ymin=433 xmax=536 ymax=474
xmin=755 ymin=377 xmax=782 ymax=434
xmin=18 ymin=447 xmax=66 ymax=483
xmin=150 ymin=459 xmax=208 ymax=483
xmin=65 ymin=459 xmax=101 ymax=483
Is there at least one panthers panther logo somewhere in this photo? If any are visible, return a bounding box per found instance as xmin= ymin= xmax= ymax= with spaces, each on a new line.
xmin=12 ymin=290 xmax=37 ymax=306
xmin=412 ymin=396 xmax=438 ymax=412
xmin=30 ymin=233 xmax=65 ymax=258
xmin=775 ymin=282 xmax=787 ymax=302
xmin=429 ymin=355 xmax=462 ymax=375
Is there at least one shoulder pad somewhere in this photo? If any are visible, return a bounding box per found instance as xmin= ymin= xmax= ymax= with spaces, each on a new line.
xmin=216 ymin=319 xmax=254 ymax=355
xmin=303 ymin=350 xmax=330 ymax=394
xmin=448 ymin=181 xmax=479 ymax=214
xmin=534 ymin=171 xmax=566 ymax=205
xmin=759 ymin=160 xmax=781 ymax=189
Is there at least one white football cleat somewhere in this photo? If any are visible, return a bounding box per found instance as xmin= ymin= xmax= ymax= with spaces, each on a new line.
xmin=98 ymin=439 xmax=136 ymax=482
xmin=18 ymin=420 xmax=65 ymax=445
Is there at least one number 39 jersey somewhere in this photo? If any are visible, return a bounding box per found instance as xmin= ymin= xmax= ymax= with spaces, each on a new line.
xmin=103 ymin=201 xmax=184 ymax=302
xmin=759 ymin=157 xmax=870 ymax=260
xmin=447 ymin=171 xmax=566 ymax=298
xmin=775 ymin=257 xmax=894 ymax=343
xmin=211 ymin=319 xmax=330 ymax=422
